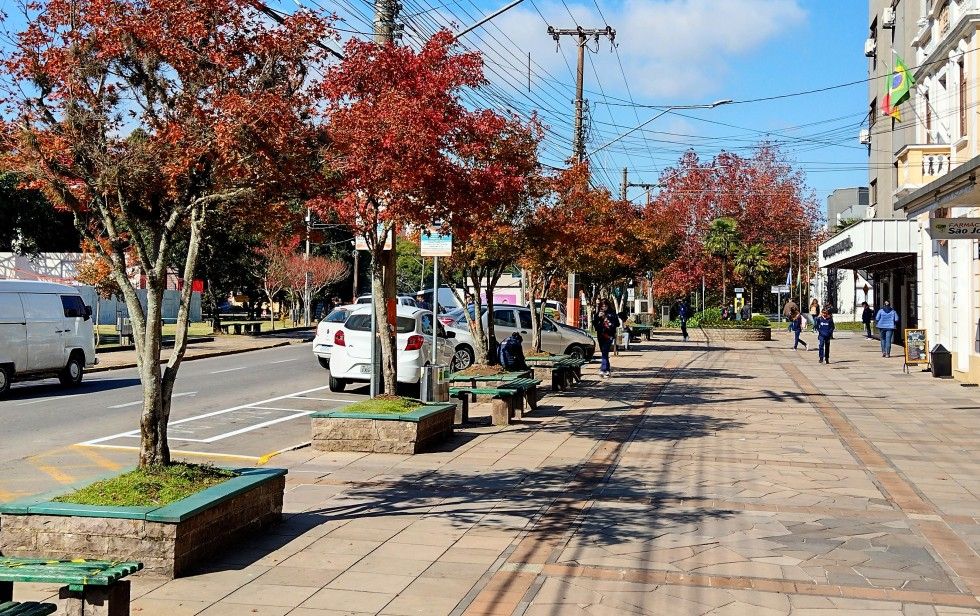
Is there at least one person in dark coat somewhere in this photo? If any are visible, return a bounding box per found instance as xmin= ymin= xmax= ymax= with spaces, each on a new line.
xmin=861 ymin=301 xmax=874 ymax=339
xmin=815 ymin=308 xmax=836 ymax=364
xmin=498 ymin=332 xmax=528 ymax=371
xmin=594 ymin=299 xmax=620 ymax=378
xmin=677 ymin=299 xmax=689 ymax=341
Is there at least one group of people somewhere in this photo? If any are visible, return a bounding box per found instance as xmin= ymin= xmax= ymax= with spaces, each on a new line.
xmin=784 ymin=298 xmax=836 ymax=364
xmin=784 ymin=297 xmax=902 ymax=362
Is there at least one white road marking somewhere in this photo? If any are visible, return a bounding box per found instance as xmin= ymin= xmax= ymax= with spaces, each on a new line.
xmin=108 ymin=391 xmax=197 ymax=409
xmin=200 ymin=411 xmax=315 ymax=442
xmin=271 ymin=358 xmax=299 ymax=364
xmin=15 ymin=393 xmax=83 ymax=406
xmin=288 ymin=396 xmax=361 ymax=403
xmin=247 ymin=406 xmax=319 ymax=412
xmin=80 ymin=385 xmax=332 ymax=446
xmin=210 ymin=366 xmax=248 ymax=374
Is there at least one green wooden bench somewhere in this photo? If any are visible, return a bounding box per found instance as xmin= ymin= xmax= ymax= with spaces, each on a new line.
xmin=0 ymin=558 xmax=142 ymax=616
xmin=498 ymin=377 xmax=543 ymax=416
xmin=630 ymin=324 xmax=655 ymax=340
xmin=448 ymin=386 xmax=516 ymax=426
xmin=0 ymin=602 xmax=56 ymax=616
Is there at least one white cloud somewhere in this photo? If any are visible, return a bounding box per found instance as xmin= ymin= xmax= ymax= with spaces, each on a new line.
xmin=486 ymin=0 xmax=807 ymax=100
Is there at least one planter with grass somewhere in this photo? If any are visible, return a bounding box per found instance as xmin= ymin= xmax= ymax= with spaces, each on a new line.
xmin=311 ymin=397 xmax=456 ymax=454
xmin=0 ymin=464 xmax=286 ymax=578
xmin=664 ymin=309 xmax=772 ymax=341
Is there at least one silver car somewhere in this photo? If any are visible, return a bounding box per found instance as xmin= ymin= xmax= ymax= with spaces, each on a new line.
xmin=445 ymin=306 xmax=595 ymax=371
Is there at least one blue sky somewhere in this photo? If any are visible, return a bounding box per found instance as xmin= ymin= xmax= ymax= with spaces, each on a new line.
xmin=1 ymin=0 xmax=871 ymax=216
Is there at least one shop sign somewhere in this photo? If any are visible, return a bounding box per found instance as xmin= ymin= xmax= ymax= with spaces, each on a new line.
xmin=420 ymin=227 xmax=452 ymax=257
xmin=929 ymin=218 xmax=980 ymax=239
xmin=904 ymin=328 xmax=928 ymax=365
xmin=822 ymin=237 xmax=853 ymax=259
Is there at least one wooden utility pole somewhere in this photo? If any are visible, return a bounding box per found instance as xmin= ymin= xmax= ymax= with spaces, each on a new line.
xmin=548 ymin=25 xmax=615 ymax=325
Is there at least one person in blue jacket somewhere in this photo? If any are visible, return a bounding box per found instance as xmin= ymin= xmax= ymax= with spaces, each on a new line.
xmin=875 ymin=300 xmax=900 ymax=357
xmin=789 ymin=308 xmax=808 ymax=351
xmin=677 ymin=299 xmax=689 ymax=341
xmin=814 ymin=307 xmax=835 ymax=364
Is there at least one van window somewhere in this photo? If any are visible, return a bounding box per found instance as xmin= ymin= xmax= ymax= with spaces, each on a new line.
xmin=0 ymin=294 xmax=25 ymax=322
xmin=494 ymin=309 xmax=516 ymax=327
xmin=61 ymin=295 xmax=87 ymax=318
xmin=23 ymin=293 xmax=64 ymax=320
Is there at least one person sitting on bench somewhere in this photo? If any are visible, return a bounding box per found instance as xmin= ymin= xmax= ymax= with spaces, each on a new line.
xmin=498 ymin=332 xmax=529 ymax=371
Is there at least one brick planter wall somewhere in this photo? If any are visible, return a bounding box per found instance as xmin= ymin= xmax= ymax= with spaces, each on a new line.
xmin=0 ymin=468 xmax=285 ymax=578
xmin=311 ymin=403 xmax=455 ymax=454
xmin=697 ymin=327 xmax=771 ymax=341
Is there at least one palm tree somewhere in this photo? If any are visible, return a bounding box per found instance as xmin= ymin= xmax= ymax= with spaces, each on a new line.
xmin=704 ymin=217 xmax=741 ymax=304
xmin=733 ymin=242 xmax=772 ymax=311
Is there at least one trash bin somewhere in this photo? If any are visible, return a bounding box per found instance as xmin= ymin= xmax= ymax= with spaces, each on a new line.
xmin=931 ymin=344 xmax=952 ymax=378
xmin=420 ymin=364 xmax=450 ymax=403
xmin=116 ymin=316 xmax=132 ymax=346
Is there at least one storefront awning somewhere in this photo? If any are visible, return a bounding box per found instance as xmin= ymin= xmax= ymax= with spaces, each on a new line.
xmin=818 ymin=219 xmax=919 ymax=271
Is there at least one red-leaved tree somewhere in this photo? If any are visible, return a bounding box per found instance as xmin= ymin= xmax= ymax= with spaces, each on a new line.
xmin=1 ymin=0 xmax=333 ymax=465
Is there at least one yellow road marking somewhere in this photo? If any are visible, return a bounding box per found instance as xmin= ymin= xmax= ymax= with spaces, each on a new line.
xmin=70 ymin=445 xmax=124 ymax=470
xmin=36 ymin=465 xmax=74 ymax=484
xmin=77 ymin=443 xmax=260 ymax=462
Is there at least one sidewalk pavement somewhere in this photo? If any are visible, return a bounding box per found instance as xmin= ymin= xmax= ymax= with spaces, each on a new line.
xmin=92 ymin=332 xmax=311 ymax=371
xmin=13 ymin=331 xmax=980 ymax=615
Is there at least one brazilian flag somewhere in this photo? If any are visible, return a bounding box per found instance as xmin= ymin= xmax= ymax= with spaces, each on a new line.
xmin=884 ymin=54 xmax=915 ymax=121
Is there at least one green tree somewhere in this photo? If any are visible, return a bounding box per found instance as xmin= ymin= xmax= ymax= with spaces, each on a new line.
xmin=395 ymin=237 xmax=430 ymax=296
xmin=0 ymin=173 xmax=79 ymax=255
xmin=704 ymin=217 xmax=741 ymax=304
xmin=733 ymin=242 xmax=771 ymax=311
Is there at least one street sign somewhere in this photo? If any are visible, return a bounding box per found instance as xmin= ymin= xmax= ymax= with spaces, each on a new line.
xmin=771 ymin=284 xmax=790 ymax=294
xmin=355 ymin=224 xmax=394 ymax=251
xmin=734 ymin=287 xmax=744 ymax=293
xmin=420 ymin=228 xmax=452 ymax=257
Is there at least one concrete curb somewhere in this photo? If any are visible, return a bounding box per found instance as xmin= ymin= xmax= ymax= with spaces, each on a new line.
xmin=89 ymin=340 xmax=298 ymax=373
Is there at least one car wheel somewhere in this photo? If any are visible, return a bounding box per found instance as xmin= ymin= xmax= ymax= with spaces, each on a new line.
xmin=0 ymin=365 xmax=11 ymax=397
xmin=451 ymin=345 xmax=474 ymax=372
xmin=59 ymin=354 xmax=84 ymax=387
xmin=317 ymin=357 xmax=330 ymax=369
xmin=328 ymin=375 xmax=346 ymax=392
xmin=565 ymin=344 xmax=585 ymax=359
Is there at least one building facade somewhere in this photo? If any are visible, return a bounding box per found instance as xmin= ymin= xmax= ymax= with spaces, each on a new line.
xmin=896 ymin=0 xmax=980 ymax=382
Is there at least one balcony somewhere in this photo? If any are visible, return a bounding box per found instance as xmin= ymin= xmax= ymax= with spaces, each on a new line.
xmin=895 ymin=144 xmax=952 ymax=197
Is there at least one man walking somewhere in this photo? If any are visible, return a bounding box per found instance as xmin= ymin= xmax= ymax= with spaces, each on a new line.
xmin=815 ymin=307 xmax=835 ymax=364
xmin=783 ymin=297 xmax=798 ymax=330
xmin=594 ymin=299 xmax=620 ymax=378
xmin=861 ymin=301 xmax=874 ymax=339
xmin=875 ymin=300 xmax=900 ymax=357
xmin=677 ymin=298 xmax=689 ymax=341
xmin=790 ymin=308 xmax=808 ymax=351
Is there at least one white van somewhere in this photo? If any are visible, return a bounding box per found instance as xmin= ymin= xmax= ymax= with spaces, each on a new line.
xmin=0 ymin=280 xmax=97 ymax=396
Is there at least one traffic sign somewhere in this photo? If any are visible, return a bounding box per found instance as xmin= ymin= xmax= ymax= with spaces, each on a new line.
xmin=420 ymin=227 xmax=452 ymax=257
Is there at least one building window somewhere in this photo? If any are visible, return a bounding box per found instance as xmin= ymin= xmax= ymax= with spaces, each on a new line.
xmin=925 ymin=92 xmax=932 ymax=143
xmin=870 ymin=18 xmax=878 ymax=72
xmin=939 ymin=1 xmax=950 ymax=34
xmin=960 ymin=59 xmax=968 ymax=137
xmin=870 ymin=98 xmax=877 ymax=128
xmin=871 ymin=179 xmax=878 ymax=208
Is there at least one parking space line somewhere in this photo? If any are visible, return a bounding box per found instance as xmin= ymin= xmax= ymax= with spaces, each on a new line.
xmin=201 ymin=411 xmax=315 ymax=442
xmin=210 ymin=366 xmax=248 ymax=374
xmin=271 ymin=358 xmax=299 ymax=364
xmin=71 ymin=445 xmax=123 ymax=470
xmin=36 ymin=465 xmax=74 ymax=484
xmin=15 ymin=393 xmax=83 ymax=406
xmin=80 ymin=385 xmax=331 ymax=446
xmin=108 ymin=391 xmax=196 ymax=409
xmin=288 ymin=396 xmax=362 ymax=403
xmin=245 ymin=406 xmax=319 ymax=412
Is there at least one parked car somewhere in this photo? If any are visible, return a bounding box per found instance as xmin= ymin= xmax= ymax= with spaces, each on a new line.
xmin=312 ymin=304 xmax=356 ymax=368
xmin=528 ymin=299 xmax=567 ymax=322
xmin=0 ymin=280 xmax=97 ymax=396
xmin=445 ymin=306 xmax=595 ymax=371
xmin=327 ymin=304 xmax=456 ymax=393
xmin=355 ymin=294 xmax=418 ymax=307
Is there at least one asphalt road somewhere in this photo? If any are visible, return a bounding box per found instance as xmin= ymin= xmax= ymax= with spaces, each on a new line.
xmin=0 ymin=341 xmax=369 ymax=502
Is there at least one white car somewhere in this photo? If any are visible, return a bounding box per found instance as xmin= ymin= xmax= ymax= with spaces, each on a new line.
xmin=328 ymin=305 xmax=456 ymax=393
xmin=355 ymin=294 xmax=418 ymax=307
xmin=445 ymin=306 xmax=595 ymax=371
xmin=0 ymin=280 xmax=97 ymax=396
xmin=312 ymin=305 xmax=356 ymax=368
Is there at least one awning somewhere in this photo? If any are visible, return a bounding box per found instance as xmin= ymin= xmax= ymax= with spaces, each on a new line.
xmin=818 ymin=219 xmax=919 ymax=271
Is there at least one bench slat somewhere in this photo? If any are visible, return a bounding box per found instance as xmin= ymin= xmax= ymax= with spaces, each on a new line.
xmin=0 ymin=559 xmax=142 ymax=587
xmin=0 ymin=602 xmax=58 ymax=616
xmin=449 ymin=388 xmax=514 ymax=396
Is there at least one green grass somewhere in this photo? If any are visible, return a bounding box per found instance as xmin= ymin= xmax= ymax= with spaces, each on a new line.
xmin=833 ymin=321 xmax=868 ymax=331
xmin=53 ymin=463 xmax=236 ymax=507
xmin=340 ymin=397 xmax=423 ymax=415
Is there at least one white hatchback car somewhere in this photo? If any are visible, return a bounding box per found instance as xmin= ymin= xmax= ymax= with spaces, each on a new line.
xmin=327 ymin=305 xmax=456 ymax=393
xmin=312 ymin=305 xmax=356 ymax=369
xmin=445 ymin=306 xmax=595 ymax=371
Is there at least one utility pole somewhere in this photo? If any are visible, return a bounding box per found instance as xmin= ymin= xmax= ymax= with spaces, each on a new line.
xmin=548 ymin=25 xmax=615 ymax=325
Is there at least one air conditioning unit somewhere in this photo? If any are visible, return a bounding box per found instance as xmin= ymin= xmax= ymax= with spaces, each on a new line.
xmin=865 ymin=38 xmax=877 ymax=57
xmin=859 ymin=128 xmax=871 ymax=144
xmin=882 ymin=6 xmax=896 ymax=28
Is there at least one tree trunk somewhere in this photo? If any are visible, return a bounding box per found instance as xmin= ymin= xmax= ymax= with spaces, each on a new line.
xmin=721 ymin=259 xmax=728 ymax=305
xmin=93 ymin=300 xmax=101 ymax=348
xmin=467 ymin=271 xmax=488 ymax=365
xmin=371 ymin=253 xmax=397 ymax=395
xmin=138 ymin=281 xmax=168 ymax=467
xmin=484 ymin=263 xmax=506 ymax=365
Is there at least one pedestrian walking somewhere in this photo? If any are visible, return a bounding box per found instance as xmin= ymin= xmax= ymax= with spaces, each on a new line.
xmin=677 ymin=298 xmax=689 ymax=341
xmin=727 ymin=303 xmax=736 ymax=321
xmin=740 ymin=302 xmax=751 ymax=321
xmin=414 ymin=291 xmax=431 ymax=311
xmin=783 ymin=297 xmax=798 ymax=330
xmin=808 ymin=299 xmax=820 ymax=327
xmin=815 ymin=308 xmax=835 ymax=364
xmin=790 ymin=308 xmax=808 ymax=351
xmin=594 ymin=299 xmax=620 ymax=378
xmin=861 ymin=301 xmax=874 ymax=339
xmin=875 ymin=300 xmax=900 ymax=357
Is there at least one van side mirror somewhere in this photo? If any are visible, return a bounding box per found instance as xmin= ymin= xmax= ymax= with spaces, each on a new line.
xmin=84 ymin=305 xmax=93 ymax=320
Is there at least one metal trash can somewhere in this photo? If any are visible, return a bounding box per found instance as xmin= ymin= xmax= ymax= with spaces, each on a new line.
xmin=420 ymin=364 xmax=450 ymax=403
xmin=931 ymin=344 xmax=952 ymax=378
xmin=116 ymin=316 xmax=133 ymax=345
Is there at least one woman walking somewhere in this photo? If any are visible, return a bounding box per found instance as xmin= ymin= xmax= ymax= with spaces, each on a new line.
xmin=594 ymin=299 xmax=620 ymax=378
xmin=790 ymin=308 xmax=808 ymax=351
xmin=875 ymin=301 xmax=900 ymax=357
xmin=815 ymin=308 xmax=836 ymax=364
xmin=808 ymin=299 xmax=820 ymax=328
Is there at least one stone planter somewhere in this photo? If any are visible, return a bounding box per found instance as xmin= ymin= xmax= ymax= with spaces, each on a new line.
xmin=0 ymin=467 xmax=285 ymax=578
xmin=311 ymin=403 xmax=456 ymax=454
xmin=699 ymin=327 xmax=771 ymax=341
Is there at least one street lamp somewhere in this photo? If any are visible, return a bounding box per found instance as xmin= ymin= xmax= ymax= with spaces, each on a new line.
xmin=590 ymin=99 xmax=733 ymax=156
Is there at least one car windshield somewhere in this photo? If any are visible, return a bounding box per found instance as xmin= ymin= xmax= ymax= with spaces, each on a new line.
xmin=346 ymin=314 xmax=417 ymax=334
xmin=323 ymin=309 xmax=348 ymax=323
xmin=355 ymin=297 xmax=371 ymax=304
